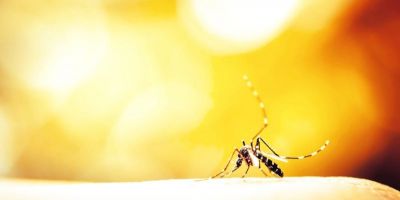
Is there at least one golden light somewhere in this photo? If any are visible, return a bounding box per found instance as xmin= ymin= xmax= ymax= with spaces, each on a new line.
xmin=0 ymin=109 xmax=12 ymax=175
xmin=112 ymin=83 xmax=212 ymax=145
xmin=60 ymin=19 xmax=216 ymax=180
xmin=267 ymin=67 xmax=379 ymax=157
xmin=179 ymin=0 xmax=299 ymax=54
xmin=292 ymin=0 xmax=349 ymax=31
xmin=93 ymin=97 xmax=219 ymax=180
xmin=0 ymin=0 xmax=398 ymax=191
xmin=29 ymin=28 xmax=108 ymax=95
xmin=56 ymin=19 xmax=213 ymax=139
xmin=0 ymin=1 xmax=107 ymax=96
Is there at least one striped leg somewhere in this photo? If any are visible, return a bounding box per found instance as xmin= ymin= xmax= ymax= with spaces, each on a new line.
xmin=243 ymin=75 xmax=269 ymax=141
xmin=241 ymin=166 xmax=250 ymax=178
xmin=258 ymin=137 xmax=330 ymax=160
xmin=212 ymin=148 xmax=242 ymax=178
xmin=221 ymin=165 xmax=240 ymax=178
xmin=258 ymin=168 xmax=270 ymax=177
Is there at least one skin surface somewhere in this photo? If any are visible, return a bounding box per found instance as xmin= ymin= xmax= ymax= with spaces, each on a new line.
xmin=0 ymin=177 xmax=399 ymax=200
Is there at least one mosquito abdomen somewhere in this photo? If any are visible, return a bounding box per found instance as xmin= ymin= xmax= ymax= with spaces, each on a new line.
xmin=236 ymin=158 xmax=243 ymax=167
xmin=262 ymin=156 xmax=284 ymax=177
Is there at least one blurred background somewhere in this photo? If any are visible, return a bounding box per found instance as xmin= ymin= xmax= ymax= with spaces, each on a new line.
xmin=0 ymin=0 xmax=399 ymax=190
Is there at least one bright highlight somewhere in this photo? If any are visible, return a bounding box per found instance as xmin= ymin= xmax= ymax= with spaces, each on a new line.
xmin=179 ymin=0 xmax=299 ymax=54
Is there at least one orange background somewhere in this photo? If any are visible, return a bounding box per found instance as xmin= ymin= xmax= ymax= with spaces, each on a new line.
xmin=0 ymin=0 xmax=398 ymax=189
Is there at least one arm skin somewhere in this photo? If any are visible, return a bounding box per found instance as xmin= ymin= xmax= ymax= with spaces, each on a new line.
xmin=0 ymin=177 xmax=399 ymax=200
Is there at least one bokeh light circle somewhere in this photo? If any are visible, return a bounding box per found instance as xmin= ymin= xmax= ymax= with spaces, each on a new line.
xmin=0 ymin=1 xmax=108 ymax=96
xmin=179 ymin=0 xmax=299 ymax=54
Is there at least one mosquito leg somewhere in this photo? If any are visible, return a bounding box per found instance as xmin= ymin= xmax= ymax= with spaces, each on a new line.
xmin=221 ymin=166 xmax=240 ymax=178
xmin=251 ymin=125 xmax=267 ymax=142
xmin=258 ymin=168 xmax=269 ymax=177
xmin=243 ymin=75 xmax=269 ymax=140
xmin=258 ymin=137 xmax=330 ymax=160
xmin=211 ymin=148 xmax=241 ymax=178
xmin=255 ymin=136 xmax=261 ymax=151
xmin=257 ymin=137 xmax=280 ymax=156
xmin=241 ymin=166 xmax=250 ymax=178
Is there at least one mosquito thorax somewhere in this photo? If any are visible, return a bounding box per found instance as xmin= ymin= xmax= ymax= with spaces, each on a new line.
xmin=239 ymin=146 xmax=251 ymax=157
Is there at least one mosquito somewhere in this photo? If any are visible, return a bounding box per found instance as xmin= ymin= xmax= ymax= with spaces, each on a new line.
xmin=212 ymin=75 xmax=330 ymax=178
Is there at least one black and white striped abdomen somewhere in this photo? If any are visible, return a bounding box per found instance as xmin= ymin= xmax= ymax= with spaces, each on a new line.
xmin=256 ymin=152 xmax=284 ymax=177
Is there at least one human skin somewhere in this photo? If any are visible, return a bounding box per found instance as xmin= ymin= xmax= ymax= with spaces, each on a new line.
xmin=0 ymin=177 xmax=399 ymax=200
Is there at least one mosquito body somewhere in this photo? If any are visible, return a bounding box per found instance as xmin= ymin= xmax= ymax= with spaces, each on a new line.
xmin=212 ymin=75 xmax=330 ymax=178
xmin=235 ymin=141 xmax=284 ymax=177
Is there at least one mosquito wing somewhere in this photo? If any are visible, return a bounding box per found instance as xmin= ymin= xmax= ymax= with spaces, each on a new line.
xmin=250 ymin=150 xmax=260 ymax=167
xmin=261 ymin=151 xmax=289 ymax=163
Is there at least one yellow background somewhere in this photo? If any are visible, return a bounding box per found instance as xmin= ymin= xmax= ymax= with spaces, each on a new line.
xmin=0 ymin=0 xmax=398 ymax=189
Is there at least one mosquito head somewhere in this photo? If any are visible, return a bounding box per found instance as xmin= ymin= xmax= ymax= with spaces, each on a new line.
xmin=239 ymin=147 xmax=250 ymax=157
